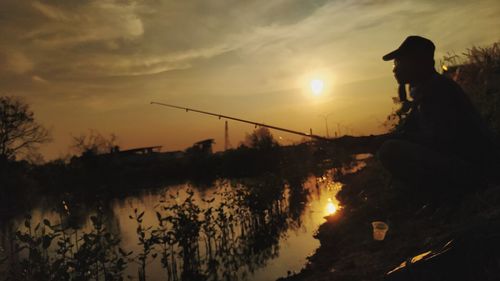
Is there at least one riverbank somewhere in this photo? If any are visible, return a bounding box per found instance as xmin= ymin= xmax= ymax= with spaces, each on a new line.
xmin=281 ymin=156 xmax=500 ymax=281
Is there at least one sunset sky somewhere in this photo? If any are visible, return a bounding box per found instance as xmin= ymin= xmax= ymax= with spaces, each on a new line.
xmin=1 ymin=0 xmax=499 ymax=160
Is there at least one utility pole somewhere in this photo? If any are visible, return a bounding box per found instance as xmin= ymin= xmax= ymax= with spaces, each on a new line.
xmin=319 ymin=113 xmax=334 ymax=138
xmin=224 ymin=120 xmax=231 ymax=151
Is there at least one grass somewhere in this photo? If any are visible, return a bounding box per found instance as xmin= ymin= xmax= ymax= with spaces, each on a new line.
xmin=442 ymin=41 xmax=500 ymax=137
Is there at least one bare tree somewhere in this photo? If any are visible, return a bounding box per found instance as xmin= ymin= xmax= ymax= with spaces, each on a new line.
xmin=70 ymin=130 xmax=118 ymax=156
xmin=0 ymin=96 xmax=51 ymax=161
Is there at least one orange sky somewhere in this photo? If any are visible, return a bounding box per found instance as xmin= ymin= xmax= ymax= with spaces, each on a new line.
xmin=1 ymin=0 xmax=499 ymax=160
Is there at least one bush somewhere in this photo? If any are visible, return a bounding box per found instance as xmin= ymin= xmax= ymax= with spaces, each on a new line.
xmin=442 ymin=42 xmax=500 ymax=138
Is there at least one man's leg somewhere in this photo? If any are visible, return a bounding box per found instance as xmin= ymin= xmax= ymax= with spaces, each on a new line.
xmin=377 ymin=139 xmax=473 ymax=201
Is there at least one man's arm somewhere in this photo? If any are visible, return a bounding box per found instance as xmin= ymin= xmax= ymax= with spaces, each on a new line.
xmin=331 ymin=133 xmax=394 ymax=154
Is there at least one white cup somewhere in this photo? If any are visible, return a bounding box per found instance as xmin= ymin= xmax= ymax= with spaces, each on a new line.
xmin=371 ymin=221 xmax=389 ymax=241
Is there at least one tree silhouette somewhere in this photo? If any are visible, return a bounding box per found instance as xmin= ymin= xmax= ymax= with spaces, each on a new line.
xmin=70 ymin=130 xmax=118 ymax=156
xmin=243 ymin=127 xmax=279 ymax=150
xmin=0 ymin=96 xmax=51 ymax=161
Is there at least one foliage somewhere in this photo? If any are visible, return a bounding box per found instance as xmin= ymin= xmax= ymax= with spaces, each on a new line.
xmin=130 ymin=208 xmax=158 ymax=281
xmin=0 ymin=96 xmax=51 ymax=161
xmin=70 ymin=130 xmax=118 ymax=157
xmin=4 ymin=205 xmax=131 ymax=281
xmin=242 ymin=127 xmax=279 ymax=150
xmin=442 ymin=42 xmax=500 ymax=137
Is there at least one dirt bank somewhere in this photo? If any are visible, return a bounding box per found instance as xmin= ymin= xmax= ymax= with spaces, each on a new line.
xmin=280 ymin=157 xmax=500 ymax=281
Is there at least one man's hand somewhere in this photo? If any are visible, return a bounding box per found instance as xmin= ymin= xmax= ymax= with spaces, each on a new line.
xmin=332 ymin=134 xmax=388 ymax=154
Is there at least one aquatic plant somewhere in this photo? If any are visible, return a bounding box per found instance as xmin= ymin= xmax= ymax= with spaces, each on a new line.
xmin=153 ymin=207 xmax=178 ymax=281
xmin=130 ymin=208 xmax=158 ymax=281
xmin=164 ymin=189 xmax=205 ymax=280
xmin=74 ymin=206 xmax=130 ymax=281
xmin=3 ymin=202 xmax=131 ymax=281
xmin=1 ymin=168 xmax=327 ymax=281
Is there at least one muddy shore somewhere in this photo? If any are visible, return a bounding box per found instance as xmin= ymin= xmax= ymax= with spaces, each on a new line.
xmin=280 ymin=157 xmax=500 ymax=281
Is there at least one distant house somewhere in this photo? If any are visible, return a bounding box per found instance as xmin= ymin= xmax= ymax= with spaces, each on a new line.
xmin=186 ymin=139 xmax=215 ymax=155
xmin=114 ymin=146 xmax=162 ymax=156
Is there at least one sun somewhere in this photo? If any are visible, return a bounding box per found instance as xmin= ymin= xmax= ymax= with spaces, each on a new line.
xmin=310 ymin=79 xmax=324 ymax=96
xmin=325 ymin=198 xmax=337 ymax=215
xmin=298 ymin=69 xmax=334 ymax=100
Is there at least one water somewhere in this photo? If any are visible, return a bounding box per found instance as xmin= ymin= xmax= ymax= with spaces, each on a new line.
xmin=1 ymin=170 xmax=343 ymax=281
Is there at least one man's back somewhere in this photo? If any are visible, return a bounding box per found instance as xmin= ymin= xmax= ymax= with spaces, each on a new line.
xmin=403 ymin=73 xmax=494 ymax=165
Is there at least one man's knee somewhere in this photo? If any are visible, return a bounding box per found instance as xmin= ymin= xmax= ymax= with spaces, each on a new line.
xmin=377 ymin=139 xmax=405 ymax=169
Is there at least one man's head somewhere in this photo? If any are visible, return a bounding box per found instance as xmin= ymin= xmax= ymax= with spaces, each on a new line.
xmin=383 ymin=36 xmax=436 ymax=84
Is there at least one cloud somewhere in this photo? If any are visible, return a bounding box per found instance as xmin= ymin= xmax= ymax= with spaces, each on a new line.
xmin=0 ymin=51 xmax=34 ymax=74
xmin=32 ymin=75 xmax=49 ymax=84
xmin=1 ymin=0 xmax=499 ymax=160
xmin=27 ymin=1 xmax=144 ymax=48
xmin=1 ymin=0 xmax=499 ymax=90
xmin=72 ymin=44 xmax=237 ymax=76
xmin=31 ymin=1 xmax=73 ymax=21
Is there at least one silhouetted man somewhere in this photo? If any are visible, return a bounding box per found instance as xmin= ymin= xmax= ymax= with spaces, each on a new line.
xmin=343 ymin=36 xmax=497 ymax=199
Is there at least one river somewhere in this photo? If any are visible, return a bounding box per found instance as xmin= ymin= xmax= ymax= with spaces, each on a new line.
xmin=1 ymin=169 xmax=344 ymax=281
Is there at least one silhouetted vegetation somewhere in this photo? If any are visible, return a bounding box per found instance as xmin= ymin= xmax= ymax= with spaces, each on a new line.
xmin=70 ymin=130 xmax=119 ymax=157
xmin=0 ymin=125 xmax=351 ymax=220
xmin=2 ymin=205 xmax=131 ymax=281
xmin=0 ymin=171 xmax=332 ymax=281
xmin=0 ymin=96 xmax=51 ymax=162
xmin=442 ymin=42 xmax=500 ymax=138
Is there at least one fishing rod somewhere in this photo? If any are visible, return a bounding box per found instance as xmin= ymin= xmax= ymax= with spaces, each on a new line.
xmin=150 ymin=101 xmax=332 ymax=142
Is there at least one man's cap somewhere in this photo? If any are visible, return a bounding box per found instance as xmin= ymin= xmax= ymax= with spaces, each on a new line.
xmin=382 ymin=36 xmax=435 ymax=61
